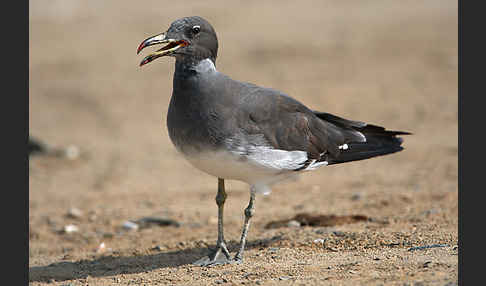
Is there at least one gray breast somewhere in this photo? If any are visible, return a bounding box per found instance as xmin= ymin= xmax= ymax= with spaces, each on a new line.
xmin=167 ymin=64 xmax=232 ymax=155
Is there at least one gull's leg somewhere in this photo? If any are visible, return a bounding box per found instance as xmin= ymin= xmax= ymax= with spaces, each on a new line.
xmin=234 ymin=186 xmax=256 ymax=263
xmin=193 ymin=178 xmax=232 ymax=266
xmin=214 ymin=178 xmax=231 ymax=258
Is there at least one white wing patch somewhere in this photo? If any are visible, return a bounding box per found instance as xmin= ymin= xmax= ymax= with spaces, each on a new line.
xmin=225 ymin=136 xmax=309 ymax=171
xmin=304 ymin=159 xmax=328 ymax=171
xmin=239 ymin=145 xmax=308 ymax=171
xmin=252 ymin=146 xmax=308 ymax=170
xmin=225 ymin=136 xmax=331 ymax=173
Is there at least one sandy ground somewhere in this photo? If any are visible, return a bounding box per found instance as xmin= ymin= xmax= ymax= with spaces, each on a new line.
xmin=29 ymin=1 xmax=458 ymax=285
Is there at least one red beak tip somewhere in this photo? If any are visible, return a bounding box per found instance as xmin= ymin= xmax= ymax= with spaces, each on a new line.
xmin=137 ymin=43 xmax=145 ymax=54
xmin=140 ymin=59 xmax=150 ymax=67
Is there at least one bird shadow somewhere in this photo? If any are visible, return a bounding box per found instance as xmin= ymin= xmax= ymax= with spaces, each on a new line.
xmin=29 ymin=236 xmax=283 ymax=282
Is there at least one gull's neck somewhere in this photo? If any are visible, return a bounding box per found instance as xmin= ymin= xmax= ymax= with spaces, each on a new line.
xmin=174 ymin=58 xmax=217 ymax=78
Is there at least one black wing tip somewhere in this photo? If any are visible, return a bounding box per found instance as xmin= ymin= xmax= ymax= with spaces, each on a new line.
xmin=390 ymin=131 xmax=411 ymax=146
xmin=392 ymin=130 xmax=412 ymax=136
xmin=328 ymin=143 xmax=405 ymax=165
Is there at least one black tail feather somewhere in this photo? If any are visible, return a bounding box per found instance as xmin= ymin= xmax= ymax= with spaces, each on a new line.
xmin=313 ymin=111 xmax=411 ymax=165
xmin=327 ymin=136 xmax=405 ymax=165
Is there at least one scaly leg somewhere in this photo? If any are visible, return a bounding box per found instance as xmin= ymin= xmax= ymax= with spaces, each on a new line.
xmin=234 ymin=186 xmax=256 ymax=263
xmin=193 ymin=178 xmax=232 ymax=266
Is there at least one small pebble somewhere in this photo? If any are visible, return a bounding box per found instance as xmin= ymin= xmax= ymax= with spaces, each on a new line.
xmin=408 ymin=244 xmax=448 ymax=251
xmin=122 ymin=221 xmax=139 ymax=231
xmin=95 ymin=242 xmax=112 ymax=254
xmin=279 ymin=276 xmax=291 ymax=281
xmin=422 ymin=209 xmax=439 ymax=216
xmin=64 ymin=145 xmax=80 ymax=160
xmin=332 ymin=231 xmax=346 ymax=237
xmin=63 ymin=224 xmax=79 ymax=233
xmin=287 ymin=220 xmax=301 ymax=227
xmin=102 ymin=232 xmax=114 ymax=239
xmin=96 ymin=242 xmax=106 ymax=253
xmin=351 ymin=192 xmax=363 ymax=201
xmin=313 ymin=238 xmax=325 ymax=244
xmin=66 ymin=207 xmax=83 ymax=219
xmin=314 ymin=227 xmax=336 ymax=235
xmin=136 ymin=216 xmax=181 ymax=228
xmin=88 ymin=213 xmax=97 ymax=222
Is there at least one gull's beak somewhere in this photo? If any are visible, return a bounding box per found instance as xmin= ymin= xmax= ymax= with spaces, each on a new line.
xmin=137 ymin=33 xmax=189 ymax=67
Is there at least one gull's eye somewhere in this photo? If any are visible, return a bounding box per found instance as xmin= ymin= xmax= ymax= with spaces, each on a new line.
xmin=192 ymin=25 xmax=201 ymax=34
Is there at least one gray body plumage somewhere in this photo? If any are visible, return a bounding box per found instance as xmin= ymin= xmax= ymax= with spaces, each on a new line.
xmin=167 ymin=59 xmax=314 ymax=189
xmin=138 ymin=16 xmax=410 ymax=265
xmin=165 ymin=57 xmax=408 ymax=191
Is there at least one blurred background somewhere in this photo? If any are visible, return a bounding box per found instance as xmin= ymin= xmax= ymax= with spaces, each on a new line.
xmin=29 ymin=0 xmax=457 ymax=282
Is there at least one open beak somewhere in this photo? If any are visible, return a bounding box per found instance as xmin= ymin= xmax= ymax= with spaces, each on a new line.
xmin=137 ymin=33 xmax=189 ymax=67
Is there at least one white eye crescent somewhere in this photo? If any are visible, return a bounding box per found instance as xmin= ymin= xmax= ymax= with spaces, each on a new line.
xmin=192 ymin=25 xmax=201 ymax=34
